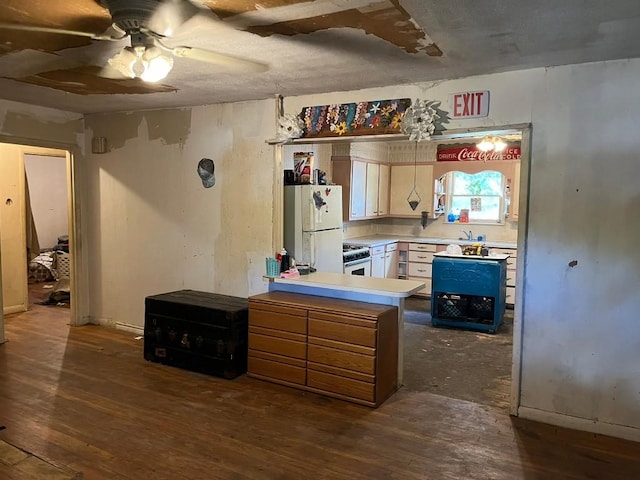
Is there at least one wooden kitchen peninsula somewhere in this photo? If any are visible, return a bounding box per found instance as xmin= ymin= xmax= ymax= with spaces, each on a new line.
xmin=263 ymin=272 xmax=424 ymax=386
xmin=248 ymin=291 xmax=399 ymax=407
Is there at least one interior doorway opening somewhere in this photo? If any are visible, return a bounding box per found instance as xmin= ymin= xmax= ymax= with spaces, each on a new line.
xmin=273 ymin=123 xmax=530 ymax=414
xmin=0 ymin=143 xmax=74 ymax=341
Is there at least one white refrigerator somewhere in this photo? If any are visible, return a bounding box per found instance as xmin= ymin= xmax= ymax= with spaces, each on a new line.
xmin=284 ymin=185 xmax=343 ymax=273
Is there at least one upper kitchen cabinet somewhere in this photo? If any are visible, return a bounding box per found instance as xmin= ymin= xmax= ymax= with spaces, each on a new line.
xmin=332 ymin=157 xmax=389 ymax=221
xmin=366 ymin=162 xmax=390 ymax=216
xmin=389 ymin=164 xmax=434 ymax=217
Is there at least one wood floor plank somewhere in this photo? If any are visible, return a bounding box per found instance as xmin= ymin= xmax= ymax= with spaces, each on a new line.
xmin=1 ymin=300 xmax=640 ymax=479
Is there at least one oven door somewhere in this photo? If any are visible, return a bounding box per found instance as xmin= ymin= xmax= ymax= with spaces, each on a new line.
xmin=343 ymin=257 xmax=371 ymax=276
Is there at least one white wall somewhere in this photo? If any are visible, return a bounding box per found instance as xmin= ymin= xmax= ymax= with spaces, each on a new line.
xmin=24 ymin=154 xmax=68 ymax=249
xmin=83 ymin=100 xmax=276 ymax=330
xmin=284 ymin=60 xmax=640 ymax=440
xmin=521 ymin=60 xmax=640 ymax=435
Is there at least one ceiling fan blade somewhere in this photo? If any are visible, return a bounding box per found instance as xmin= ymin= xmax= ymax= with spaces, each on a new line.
xmin=147 ymin=0 xmax=202 ymax=37
xmin=171 ymin=46 xmax=268 ymax=73
xmin=0 ymin=22 xmax=125 ymax=41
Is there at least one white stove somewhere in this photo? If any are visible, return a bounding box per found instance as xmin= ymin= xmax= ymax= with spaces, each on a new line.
xmin=342 ymin=244 xmax=371 ymax=275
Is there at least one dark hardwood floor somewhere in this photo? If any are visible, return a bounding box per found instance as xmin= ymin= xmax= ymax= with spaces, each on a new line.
xmin=1 ymin=292 xmax=640 ymax=479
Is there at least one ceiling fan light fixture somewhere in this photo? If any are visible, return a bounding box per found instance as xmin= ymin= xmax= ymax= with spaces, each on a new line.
xmin=107 ymin=47 xmax=138 ymax=79
xmin=140 ymin=46 xmax=173 ymax=82
xmin=108 ymin=45 xmax=173 ymax=82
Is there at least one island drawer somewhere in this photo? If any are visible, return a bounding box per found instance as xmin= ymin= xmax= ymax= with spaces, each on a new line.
xmin=248 ymin=355 xmax=306 ymax=385
xmin=309 ymin=311 xmax=376 ymax=328
xmin=307 ymin=361 xmax=375 ymax=383
xmin=307 ymin=370 xmax=375 ymax=402
xmin=308 ymin=344 xmax=375 ymax=375
xmin=248 ymin=331 xmax=306 ymax=359
xmin=248 ymin=308 xmax=307 ymax=334
xmin=308 ymin=318 xmax=376 ymax=348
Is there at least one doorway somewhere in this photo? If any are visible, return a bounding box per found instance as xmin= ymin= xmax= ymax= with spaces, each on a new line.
xmin=273 ymin=123 xmax=530 ymax=414
xmin=0 ymin=144 xmax=74 ymax=338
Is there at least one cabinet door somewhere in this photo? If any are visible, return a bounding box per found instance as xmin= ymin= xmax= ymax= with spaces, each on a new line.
xmin=384 ymin=249 xmax=398 ymax=278
xmin=350 ymin=160 xmax=367 ymax=219
xmin=365 ymin=163 xmax=380 ymax=216
xmin=370 ymin=250 xmax=385 ymax=278
xmin=378 ymin=164 xmax=390 ymax=216
xmin=389 ymin=164 xmax=433 ymax=217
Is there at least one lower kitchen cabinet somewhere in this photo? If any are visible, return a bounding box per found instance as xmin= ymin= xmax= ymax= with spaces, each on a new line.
xmin=248 ymin=291 xmax=398 ymax=407
xmin=370 ymin=245 xmax=386 ymax=278
xmin=384 ymin=243 xmax=398 ymax=278
xmin=371 ymin=243 xmax=398 ymax=279
xmin=407 ymin=242 xmax=438 ymax=295
xmin=490 ymin=247 xmax=517 ymax=306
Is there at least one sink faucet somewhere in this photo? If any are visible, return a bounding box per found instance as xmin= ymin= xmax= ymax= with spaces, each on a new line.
xmin=462 ymin=230 xmax=473 ymax=240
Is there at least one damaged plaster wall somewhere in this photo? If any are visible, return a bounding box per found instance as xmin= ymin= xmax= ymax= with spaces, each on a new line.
xmin=83 ymin=100 xmax=275 ymax=330
xmin=284 ymin=59 xmax=640 ymax=440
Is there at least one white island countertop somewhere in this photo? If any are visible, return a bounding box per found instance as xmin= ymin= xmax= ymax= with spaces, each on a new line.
xmin=270 ymin=272 xmax=424 ymax=298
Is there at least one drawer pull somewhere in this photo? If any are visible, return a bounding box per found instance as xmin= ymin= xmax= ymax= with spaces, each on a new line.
xmin=417 ymin=269 xmax=427 ymax=273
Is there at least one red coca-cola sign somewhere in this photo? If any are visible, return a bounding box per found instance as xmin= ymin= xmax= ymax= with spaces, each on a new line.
xmin=437 ymin=144 xmax=521 ymax=161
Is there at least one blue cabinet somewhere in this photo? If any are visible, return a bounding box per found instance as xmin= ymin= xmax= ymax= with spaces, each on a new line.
xmin=430 ymin=255 xmax=507 ymax=333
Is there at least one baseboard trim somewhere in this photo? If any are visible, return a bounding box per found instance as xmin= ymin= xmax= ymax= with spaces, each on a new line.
xmin=90 ymin=317 xmax=144 ymax=335
xmin=115 ymin=322 xmax=144 ymax=335
xmin=518 ymin=406 xmax=640 ymax=443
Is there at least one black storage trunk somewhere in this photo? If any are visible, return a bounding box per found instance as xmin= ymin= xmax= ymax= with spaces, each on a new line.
xmin=144 ymin=290 xmax=249 ymax=379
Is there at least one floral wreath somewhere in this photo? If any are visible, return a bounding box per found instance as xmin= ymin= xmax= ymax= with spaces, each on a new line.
xmin=401 ymin=99 xmax=449 ymax=142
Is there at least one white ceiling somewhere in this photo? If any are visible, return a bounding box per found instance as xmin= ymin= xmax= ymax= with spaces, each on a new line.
xmin=1 ymin=0 xmax=639 ymax=114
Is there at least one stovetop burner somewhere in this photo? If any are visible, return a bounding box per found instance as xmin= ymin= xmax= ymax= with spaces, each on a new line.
xmin=342 ymin=244 xmax=370 ymax=263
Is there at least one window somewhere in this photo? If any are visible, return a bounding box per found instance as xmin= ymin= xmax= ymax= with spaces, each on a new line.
xmin=447 ymin=171 xmax=505 ymax=223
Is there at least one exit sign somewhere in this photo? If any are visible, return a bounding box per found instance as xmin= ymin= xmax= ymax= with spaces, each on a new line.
xmin=448 ymin=91 xmax=490 ymax=118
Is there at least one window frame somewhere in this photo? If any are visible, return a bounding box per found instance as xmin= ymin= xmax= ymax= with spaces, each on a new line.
xmin=446 ymin=170 xmax=506 ymax=224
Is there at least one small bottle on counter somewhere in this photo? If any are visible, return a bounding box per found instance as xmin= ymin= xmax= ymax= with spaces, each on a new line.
xmin=280 ymin=248 xmax=290 ymax=273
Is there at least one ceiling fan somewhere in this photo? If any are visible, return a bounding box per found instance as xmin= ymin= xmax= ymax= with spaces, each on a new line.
xmin=0 ymin=0 xmax=269 ymax=83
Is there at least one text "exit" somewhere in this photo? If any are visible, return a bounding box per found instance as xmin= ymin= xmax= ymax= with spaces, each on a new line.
xmin=448 ymin=90 xmax=490 ymax=119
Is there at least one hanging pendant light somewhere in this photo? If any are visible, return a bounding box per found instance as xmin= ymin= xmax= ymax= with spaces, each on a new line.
xmin=406 ymin=141 xmax=422 ymax=211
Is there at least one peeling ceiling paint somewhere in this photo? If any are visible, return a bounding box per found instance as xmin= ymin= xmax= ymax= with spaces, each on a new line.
xmin=241 ymin=1 xmax=441 ymax=56
xmin=14 ymin=66 xmax=176 ymax=95
xmin=0 ymin=0 xmax=439 ymax=98
xmin=0 ymin=1 xmax=639 ymax=113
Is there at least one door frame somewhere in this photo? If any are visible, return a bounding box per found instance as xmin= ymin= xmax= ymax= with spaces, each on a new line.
xmin=0 ymin=136 xmax=86 ymax=344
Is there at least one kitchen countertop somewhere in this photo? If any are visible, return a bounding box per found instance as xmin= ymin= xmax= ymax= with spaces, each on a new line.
xmin=269 ymin=272 xmax=424 ymax=298
xmin=343 ymin=234 xmax=517 ymax=250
